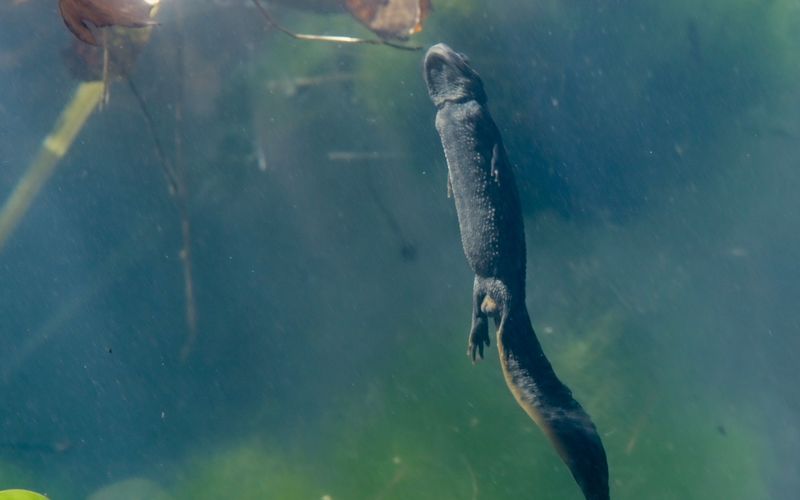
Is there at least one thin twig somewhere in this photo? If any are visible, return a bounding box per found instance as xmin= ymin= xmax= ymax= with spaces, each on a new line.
xmin=172 ymin=0 xmax=198 ymax=362
xmin=101 ymin=31 xmax=111 ymax=108
xmin=250 ymin=0 xmax=421 ymax=52
xmin=364 ymin=166 xmax=416 ymax=261
xmin=625 ymin=393 xmax=656 ymax=455
xmin=178 ymin=212 xmax=197 ymax=360
xmin=122 ymin=49 xmax=197 ymax=361
xmin=461 ymin=454 xmax=479 ymax=500
xmin=124 ymin=76 xmax=180 ymax=196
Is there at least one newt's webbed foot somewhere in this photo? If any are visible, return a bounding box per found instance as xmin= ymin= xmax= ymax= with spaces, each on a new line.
xmin=468 ymin=314 xmax=490 ymax=362
xmin=467 ymin=277 xmax=492 ymax=362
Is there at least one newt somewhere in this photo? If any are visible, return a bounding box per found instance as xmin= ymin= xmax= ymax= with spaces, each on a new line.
xmin=423 ymin=43 xmax=609 ymax=500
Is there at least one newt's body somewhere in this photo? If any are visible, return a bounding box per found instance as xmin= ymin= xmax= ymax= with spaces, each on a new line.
xmin=424 ymin=43 xmax=609 ymax=500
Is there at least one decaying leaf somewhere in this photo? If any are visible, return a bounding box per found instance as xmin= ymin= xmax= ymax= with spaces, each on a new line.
xmin=345 ymin=0 xmax=431 ymax=39
xmin=62 ymin=24 xmax=155 ymax=82
xmin=58 ymin=0 xmax=156 ymax=45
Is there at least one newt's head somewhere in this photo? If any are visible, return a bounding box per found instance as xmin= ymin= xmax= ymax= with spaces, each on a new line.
xmin=424 ymin=43 xmax=487 ymax=107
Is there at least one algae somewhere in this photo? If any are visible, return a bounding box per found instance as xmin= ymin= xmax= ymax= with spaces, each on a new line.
xmin=172 ymin=444 xmax=321 ymax=500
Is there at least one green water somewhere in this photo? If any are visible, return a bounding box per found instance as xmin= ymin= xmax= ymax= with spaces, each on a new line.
xmin=1 ymin=0 xmax=798 ymax=498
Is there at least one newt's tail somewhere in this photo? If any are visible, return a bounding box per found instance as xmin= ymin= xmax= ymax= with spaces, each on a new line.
xmin=497 ymin=305 xmax=609 ymax=500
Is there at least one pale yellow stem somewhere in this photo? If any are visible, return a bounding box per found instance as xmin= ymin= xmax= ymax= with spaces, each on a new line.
xmin=0 ymin=81 xmax=104 ymax=251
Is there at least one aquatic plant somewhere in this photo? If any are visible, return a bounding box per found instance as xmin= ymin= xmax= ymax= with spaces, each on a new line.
xmin=172 ymin=444 xmax=321 ymax=500
xmin=0 ymin=462 xmax=39 ymax=498
xmin=0 ymin=490 xmax=48 ymax=500
xmin=86 ymin=477 xmax=172 ymax=500
xmin=299 ymin=304 xmax=770 ymax=499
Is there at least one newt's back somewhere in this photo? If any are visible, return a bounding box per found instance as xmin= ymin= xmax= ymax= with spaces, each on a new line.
xmin=427 ymin=47 xmax=526 ymax=286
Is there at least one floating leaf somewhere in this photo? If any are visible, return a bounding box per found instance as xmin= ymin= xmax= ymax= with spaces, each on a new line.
xmin=345 ymin=0 xmax=431 ymax=39
xmin=58 ymin=0 xmax=156 ymax=45
xmin=0 ymin=490 xmax=49 ymax=500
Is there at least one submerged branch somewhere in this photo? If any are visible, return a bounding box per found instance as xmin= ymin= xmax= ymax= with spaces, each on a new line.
xmin=124 ymin=76 xmax=180 ymax=196
xmin=250 ymin=0 xmax=420 ymax=51
xmin=172 ymin=1 xmax=198 ymax=362
xmin=124 ymin=63 xmax=197 ymax=361
xmin=178 ymin=213 xmax=197 ymax=360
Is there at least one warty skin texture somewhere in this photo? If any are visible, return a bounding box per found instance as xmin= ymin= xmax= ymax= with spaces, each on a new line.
xmin=424 ymin=43 xmax=610 ymax=500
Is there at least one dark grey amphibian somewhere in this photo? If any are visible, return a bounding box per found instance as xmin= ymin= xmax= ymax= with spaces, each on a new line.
xmin=424 ymin=43 xmax=609 ymax=500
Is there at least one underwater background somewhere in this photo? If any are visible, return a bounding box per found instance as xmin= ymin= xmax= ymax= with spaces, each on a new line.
xmin=1 ymin=0 xmax=799 ymax=498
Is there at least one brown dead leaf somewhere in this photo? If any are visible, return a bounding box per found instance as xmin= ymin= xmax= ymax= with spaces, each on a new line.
xmin=58 ymin=0 xmax=156 ymax=45
xmin=345 ymin=0 xmax=431 ymax=39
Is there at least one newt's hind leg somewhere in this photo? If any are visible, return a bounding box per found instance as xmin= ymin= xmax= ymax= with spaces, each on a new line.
xmin=468 ymin=276 xmax=491 ymax=362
